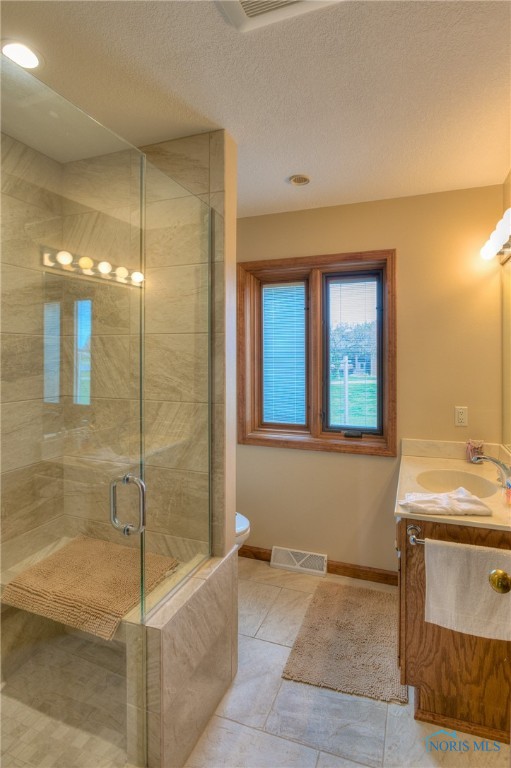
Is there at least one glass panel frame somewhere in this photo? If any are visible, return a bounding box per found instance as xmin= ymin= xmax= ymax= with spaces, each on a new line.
xmin=323 ymin=271 xmax=384 ymax=435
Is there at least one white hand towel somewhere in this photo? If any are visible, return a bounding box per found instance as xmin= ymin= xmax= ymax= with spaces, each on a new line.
xmin=425 ymin=538 xmax=511 ymax=641
xmin=398 ymin=487 xmax=492 ymax=516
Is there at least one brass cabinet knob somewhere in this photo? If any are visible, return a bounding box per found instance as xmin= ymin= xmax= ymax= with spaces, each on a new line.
xmin=489 ymin=569 xmax=511 ymax=594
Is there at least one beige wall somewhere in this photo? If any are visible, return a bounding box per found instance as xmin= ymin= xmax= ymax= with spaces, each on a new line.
xmin=237 ymin=185 xmax=503 ymax=571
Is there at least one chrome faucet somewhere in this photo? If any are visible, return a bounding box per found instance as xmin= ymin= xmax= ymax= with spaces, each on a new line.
xmin=470 ymin=455 xmax=511 ymax=486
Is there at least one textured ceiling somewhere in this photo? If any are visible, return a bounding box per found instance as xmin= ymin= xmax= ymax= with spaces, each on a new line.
xmin=1 ymin=0 xmax=510 ymax=217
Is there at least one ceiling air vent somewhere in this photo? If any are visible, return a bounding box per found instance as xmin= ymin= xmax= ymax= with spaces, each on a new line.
xmin=241 ymin=1 xmax=301 ymax=18
xmin=216 ymin=0 xmax=341 ymax=31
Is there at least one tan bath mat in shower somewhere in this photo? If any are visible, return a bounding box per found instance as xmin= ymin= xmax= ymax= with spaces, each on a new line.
xmin=283 ymin=581 xmax=408 ymax=704
xmin=1 ymin=536 xmax=178 ymax=640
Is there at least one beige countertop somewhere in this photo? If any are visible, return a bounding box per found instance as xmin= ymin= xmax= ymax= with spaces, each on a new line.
xmin=394 ymin=444 xmax=511 ymax=532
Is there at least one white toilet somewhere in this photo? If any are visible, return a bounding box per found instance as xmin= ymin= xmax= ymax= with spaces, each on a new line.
xmin=235 ymin=512 xmax=250 ymax=549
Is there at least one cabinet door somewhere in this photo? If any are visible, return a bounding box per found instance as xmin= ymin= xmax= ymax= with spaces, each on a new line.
xmin=399 ymin=519 xmax=511 ymax=736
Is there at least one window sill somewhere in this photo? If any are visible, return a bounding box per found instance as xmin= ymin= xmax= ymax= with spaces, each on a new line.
xmin=239 ymin=428 xmax=397 ymax=457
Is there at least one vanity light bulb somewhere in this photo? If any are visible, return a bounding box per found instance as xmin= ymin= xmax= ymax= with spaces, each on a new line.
xmin=115 ymin=266 xmax=129 ymax=279
xmin=56 ymin=250 xmax=73 ymax=265
xmin=131 ymin=271 xmax=144 ymax=284
xmin=480 ymin=242 xmax=497 ymax=261
xmin=98 ymin=261 xmax=112 ymax=274
xmin=78 ymin=256 xmax=94 ymax=270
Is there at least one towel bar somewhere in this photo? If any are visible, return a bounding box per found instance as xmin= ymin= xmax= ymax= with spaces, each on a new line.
xmin=407 ymin=524 xmax=425 ymax=546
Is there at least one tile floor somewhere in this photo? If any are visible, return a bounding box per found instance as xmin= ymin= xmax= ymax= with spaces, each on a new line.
xmin=185 ymin=557 xmax=510 ymax=768
xmin=1 ymin=559 xmax=509 ymax=768
xmin=1 ymin=632 xmax=127 ymax=768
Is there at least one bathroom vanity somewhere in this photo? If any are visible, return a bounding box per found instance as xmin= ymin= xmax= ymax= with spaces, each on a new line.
xmin=395 ymin=442 xmax=511 ymax=744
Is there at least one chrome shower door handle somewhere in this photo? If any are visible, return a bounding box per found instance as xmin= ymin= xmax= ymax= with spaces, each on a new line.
xmin=110 ymin=473 xmax=146 ymax=536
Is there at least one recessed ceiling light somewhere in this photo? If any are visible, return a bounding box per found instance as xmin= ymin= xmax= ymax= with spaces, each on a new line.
xmin=288 ymin=174 xmax=310 ymax=186
xmin=2 ymin=42 xmax=40 ymax=69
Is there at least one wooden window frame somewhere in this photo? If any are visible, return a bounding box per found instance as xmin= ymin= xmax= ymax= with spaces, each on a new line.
xmin=237 ymin=250 xmax=397 ymax=457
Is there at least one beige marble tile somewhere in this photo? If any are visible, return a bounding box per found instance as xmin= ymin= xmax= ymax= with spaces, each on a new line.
xmin=1 ymin=134 xmax=63 ymax=195
xmin=211 ymin=261 xmax=225 ymax=335
xmin=144 ymin=464 xmax=209 ymax=540
xmin=265 ymin=680 xmax=387 ymax=768
xmin=216 ymin=634 xmax=289 ymax=728
xmin=317 ymin=753 xmax=374 ymax=768
xmin=144 ymin=530 xmax=209 ymax=563
xmin=63 ymin=397 xmax=134 ymax=463
xmin=145 ymin=263 xmax=208 ymax=334
xmin=62 ymin=209 xmax=137 ymax=269
xmin=208 ymin=190 xmax=224 ymax=217
xmin=1 ymin=608 xmax=65 ymax=680
xmin=1 ymin=223 xmax=63 ymax=271
xmin=1 ymin=400 xmax=44 ymax=472
xmin=255 ymin=587 xmax=312 ymax=646
xmin=0 ymin=515 xmax=67 ymax=573
xmin=144 ymin=400 xmax=208 ymax=472
xmin=57 ymin=629 xmax=126 ymax=677
xmin=212 ymin=333 xmax=225 ymax=405
xmin=144 ymin=195 xmax=209 ymax=269
xmin=1 ymin=193 xmax=60 ymax=242
xmin=125 ymin=623 xmax=145 ymax=710
xmin=1 ymin=265 xmax=44 ymax=335
xmin=383 ymin=696 xmax=510 ymax=767
xmin=146 ymin=627 xmax=161 ymax=715
xmin=238 ymin=580 xmax=281 ymax=637
xmin=160 ymin=552 xmax=236 ymax=767
xmin=145 ymin=159 xmax=191 ymax=204
xmin=142 ymin=134 xmax=210 ymax=198
xmin=126 ymin=704 xmax=145 ymax=767
xmin=62 ymin=149 xmax=140 ymax=214
xmin=185 ymin=715 xmax=319 ymax=768
xmin=1 ymin=334 xmax=44 ymax=403
xmin=63 ymin=455 xmax=133 ymax=522
xmin=90 ymin=335 xmax=132 ymax=400
xmin=144 ymin=333 xmax=209 ymax=403
xmin=212 ymin=209 xmax=224 ymax=262
xmin=211 ymin=403 xmax=225 ymax=557
xmin=1 ymin=166 xmax=62 ymax=215
xmin=1 ymin=460 xmax=63 ymax=541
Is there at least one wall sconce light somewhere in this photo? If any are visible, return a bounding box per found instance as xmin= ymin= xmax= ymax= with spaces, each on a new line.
xmin=480 ymin=208 xmax=511 ymax=262
xmin=42 ymin=246 xmax=144 ymax=286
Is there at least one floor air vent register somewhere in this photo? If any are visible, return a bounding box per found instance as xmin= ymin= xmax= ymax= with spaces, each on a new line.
xmin=270 ymin=546 xmax=327 ymax=576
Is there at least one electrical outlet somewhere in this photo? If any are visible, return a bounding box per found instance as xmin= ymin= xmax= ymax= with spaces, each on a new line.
xmin=454 ymin=406 xmax=468 ymax=427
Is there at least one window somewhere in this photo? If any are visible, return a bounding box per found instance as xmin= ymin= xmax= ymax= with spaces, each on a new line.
xmin=237 ymin=250 xmax=396 ymax=456
xmin=262 ymin=282 xmax=306 ymax=425
xmin=74 ymin=299 xmax=92 ymax=405
xmin=44 ymin=302 xmax=61 ymax=404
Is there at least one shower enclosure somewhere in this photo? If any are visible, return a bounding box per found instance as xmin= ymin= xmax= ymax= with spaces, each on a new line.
xmin=1 ymin=56 xmax=212 ymax=767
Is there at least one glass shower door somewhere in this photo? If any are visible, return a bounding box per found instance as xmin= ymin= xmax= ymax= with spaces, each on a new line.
xmin=1 ymin=54 xmax=149 ymax=767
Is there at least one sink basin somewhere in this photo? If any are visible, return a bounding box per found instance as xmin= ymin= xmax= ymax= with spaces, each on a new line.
xmin=416 ymin=470 xmax=498 ymax=498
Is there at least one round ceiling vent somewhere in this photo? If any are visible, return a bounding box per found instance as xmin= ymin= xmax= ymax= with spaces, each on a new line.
xmin=288 ymin=174 xmax=310 ymax=186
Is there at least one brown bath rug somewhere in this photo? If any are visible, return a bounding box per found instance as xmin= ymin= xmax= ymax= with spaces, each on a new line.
xmin=2 ymin=536 xmax=178 ymax=640
xmin=283 ymin=581 xmax=408 ymax=704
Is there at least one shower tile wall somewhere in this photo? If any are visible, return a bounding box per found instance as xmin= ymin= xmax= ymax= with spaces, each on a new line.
xmin=58 ymin=148 xmax=142 ymax=547
xmin=142 ymin=133 xmax=213 ymax=562
xmin=1 ymin=134 xmax=65 ymax=577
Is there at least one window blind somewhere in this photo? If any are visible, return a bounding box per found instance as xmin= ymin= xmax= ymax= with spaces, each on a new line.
xmin=262 ymin=282 xmax=306 ymax=425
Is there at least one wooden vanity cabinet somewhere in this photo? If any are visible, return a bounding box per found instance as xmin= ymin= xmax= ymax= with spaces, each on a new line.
xmin=397 ymin=518 xmax=511 ymax=744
